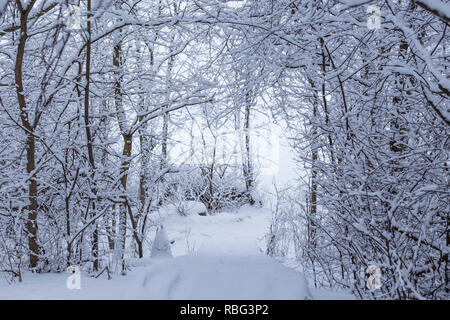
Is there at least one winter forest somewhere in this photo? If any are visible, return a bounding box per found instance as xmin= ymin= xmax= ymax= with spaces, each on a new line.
xmin=0 ymin=0 xmax=448 ymax=301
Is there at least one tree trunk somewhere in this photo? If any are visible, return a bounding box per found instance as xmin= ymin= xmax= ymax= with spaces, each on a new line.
xmin=308 ymin=79 xmax=318 ymax=248
xmin=84 ymin=0 xmax=99 ymax=272
xmin=243 ymin=93 xmax=254 ymax=204
xmin=113 ymin=32 xmax=135 ymax=269
xmin=119 ymin=134 xmax=132 ymax=269
xmin=15 ymin=4 xmax=40 ymax=270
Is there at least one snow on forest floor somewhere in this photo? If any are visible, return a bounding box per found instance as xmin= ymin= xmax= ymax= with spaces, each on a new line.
xmin=0 ymin=205 xmax=354 ymax=300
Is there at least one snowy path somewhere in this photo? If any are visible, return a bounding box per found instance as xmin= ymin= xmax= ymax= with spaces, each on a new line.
xmin=125 ymin=205 xmax=311 ymax=299
xmin=128 ymin=254 xmax=311 ymax=299
xmin=0 ymin=205 xmax=352 ymax=299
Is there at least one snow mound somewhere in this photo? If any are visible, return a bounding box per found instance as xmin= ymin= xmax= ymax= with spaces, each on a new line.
xmin=134 ymin=253 xmax=311 ymax=300
xmin=176 ymin=201 xmax=208 ymax=216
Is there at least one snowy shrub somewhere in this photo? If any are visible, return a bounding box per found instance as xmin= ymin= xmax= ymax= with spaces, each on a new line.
xmin=164 ymin=166 xmax=253 ymax=213
xmin=266 ymin=185 xmax=299 ymax=259
xmin=263 ymin=0 xmax=449 ymax=300
xmin=176 ymin=201 xmax=208 ymax=217
xmin=0 ymin=219 xmax=25 ymax=283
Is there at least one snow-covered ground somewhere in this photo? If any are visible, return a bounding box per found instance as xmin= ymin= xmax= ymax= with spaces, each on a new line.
xmin=0 ymin=205 xmax=354 ymax=300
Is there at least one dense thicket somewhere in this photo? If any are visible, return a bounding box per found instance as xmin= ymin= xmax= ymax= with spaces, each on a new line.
xmin=255 ymin=0 xmax=449 ymax=299
xmin=0 ymin=0 xmax=448 ymax=299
